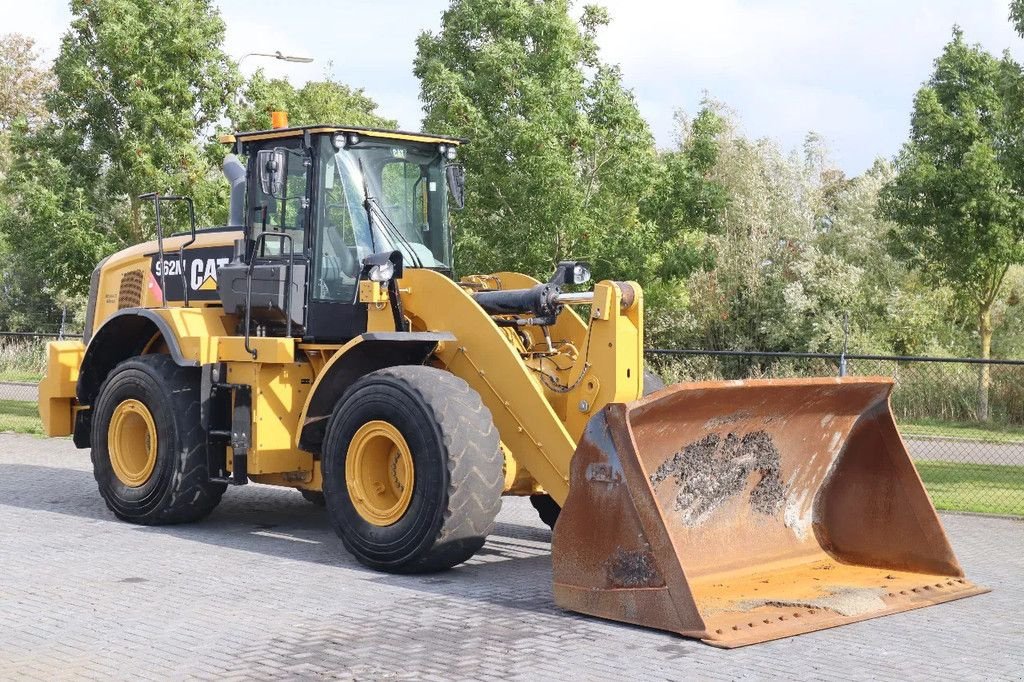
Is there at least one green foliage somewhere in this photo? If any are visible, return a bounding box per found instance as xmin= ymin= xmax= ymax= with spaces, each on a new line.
xmin=414 ymin=0 xmax=658 ymax=282
xmin=1012 ymin=0 xmax=1024 ymax=38
xmin=879 ymin=29 xmax=1024 ymax=316
xmin=0 ymin=33 xmax=52 ymax=130
xmin=0 ymin=34 xmax=69 ymax=331
xmin=232 ymin=71 xmax=397 ymax=132
xmin=644 ymin=101 xmax=966 ymax=358
xmin=1 ymin=0 xmax=241 ymax=304
xmin=640 ymin=107 xmax=727 ymax=281
xmin=0 ymin=337 xmax=49 ymax=382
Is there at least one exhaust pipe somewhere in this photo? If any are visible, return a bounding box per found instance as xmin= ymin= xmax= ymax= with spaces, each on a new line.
xmin=223 ymin=154 xmax=246 ymax=227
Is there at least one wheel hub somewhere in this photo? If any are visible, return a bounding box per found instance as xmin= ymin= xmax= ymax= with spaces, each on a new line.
xmin=345 ymin=420 xmax=415 ymax=526
xmin=108 ymin=399 xmax=158 ymax=487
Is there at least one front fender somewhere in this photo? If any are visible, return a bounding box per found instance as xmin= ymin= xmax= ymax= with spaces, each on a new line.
xmin=296 ymin=332 xmax=454 ymax=454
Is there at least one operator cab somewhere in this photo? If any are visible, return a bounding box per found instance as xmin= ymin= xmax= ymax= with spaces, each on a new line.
xmin=217 ymin=121 xmax=466 ymax=343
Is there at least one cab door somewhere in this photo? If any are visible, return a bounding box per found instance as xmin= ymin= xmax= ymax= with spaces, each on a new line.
xmin=232 ymin=137 xmax=310 ymax=334
xmin=304 ymin=135 xmax=369 ymax=341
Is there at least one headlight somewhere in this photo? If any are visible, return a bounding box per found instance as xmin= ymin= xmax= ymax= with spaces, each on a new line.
xmin=348 ymin=133 xmax=360 ymax=146
xmin=573 ymin=263 xmax=591 ymax=285
xmin=332 ymin=133 xmax=346 ymax=150
xmin=368 ymin=261 xmax=395 ymax=282
xmin=445 ymin=146 xmax=458 ymax=161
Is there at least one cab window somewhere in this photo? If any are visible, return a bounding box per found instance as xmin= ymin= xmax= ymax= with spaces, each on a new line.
xmin=248 ymin=140 xmax=309 ymax=256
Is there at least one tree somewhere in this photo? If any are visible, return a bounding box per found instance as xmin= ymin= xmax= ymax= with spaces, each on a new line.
xmin=232 ymin=71 xmax=396 ymax=132
xmin=0 ymin=34 xmax=64 ymax=331
xmin=640 ymin=106 xmax=728 ymax=281
xmin=414 ymin=0 xmax=657 ymax=281
xmin=878 ymin=29 xmax=1024 ymax=420
xmin=2 ymin=0 xmax=241 ymax=299
xmin=0 ymin=34 xmax=52 ymax=131
xmin=1011 ymin=0 xmax=1024 ymax=37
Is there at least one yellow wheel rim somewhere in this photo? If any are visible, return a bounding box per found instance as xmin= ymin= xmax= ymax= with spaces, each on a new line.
xmin=108 ymin=399 xmax=158 ymax=487
xmin=345 ymin=420 xmax=415 ymax=526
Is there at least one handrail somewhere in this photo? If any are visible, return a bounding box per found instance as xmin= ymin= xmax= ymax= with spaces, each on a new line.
xmin=138 ymin=193 xmax=198 ymax=307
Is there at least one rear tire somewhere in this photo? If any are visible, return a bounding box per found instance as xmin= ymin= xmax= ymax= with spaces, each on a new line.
xmin=90 ymin=355 xmax=226 ymax=524
xmin=321 ymin=366 xmax=503 ymax=573
xmin=531 ymin=368 xmax=668 ymax=530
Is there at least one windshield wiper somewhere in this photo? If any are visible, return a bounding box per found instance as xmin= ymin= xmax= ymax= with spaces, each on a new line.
xmin=357 ymin=159 xmax=424 ymax=268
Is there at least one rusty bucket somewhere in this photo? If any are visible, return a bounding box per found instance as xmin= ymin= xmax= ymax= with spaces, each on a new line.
xmin=551 ymin=377 xmax=988 ymax=647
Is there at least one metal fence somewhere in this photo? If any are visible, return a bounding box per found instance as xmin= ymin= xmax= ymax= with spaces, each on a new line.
xmin=647 ymin=349 xmax=1024 ymax=517
xmin=1 ymin=334 xmax=1020 ymax=517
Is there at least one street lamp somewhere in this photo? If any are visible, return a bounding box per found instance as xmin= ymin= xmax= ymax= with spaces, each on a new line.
xmin=238 ymin=51 xmax=314 ymax=65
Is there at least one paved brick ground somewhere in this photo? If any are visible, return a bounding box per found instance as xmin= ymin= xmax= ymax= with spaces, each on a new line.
xmin=1 ymin=434 xmax=1021 ymax=681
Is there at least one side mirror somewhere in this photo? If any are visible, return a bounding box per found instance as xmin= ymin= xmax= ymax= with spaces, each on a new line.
xmin=446 ymin=164 xmax=466 ymax=210
xmin=257 ymin=149 xmax=287 ymax=198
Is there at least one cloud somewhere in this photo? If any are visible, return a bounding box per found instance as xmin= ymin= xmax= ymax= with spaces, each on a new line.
xmin=593 ymin=0 xmax=1024 ymax=172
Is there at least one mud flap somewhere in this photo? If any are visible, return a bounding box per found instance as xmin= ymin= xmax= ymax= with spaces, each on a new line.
xmin=551 ymin=377 xmax=988 ymax=648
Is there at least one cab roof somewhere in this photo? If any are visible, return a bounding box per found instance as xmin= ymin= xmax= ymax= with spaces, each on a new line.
xmin=221 ymin=124 xmax=467 ymax=147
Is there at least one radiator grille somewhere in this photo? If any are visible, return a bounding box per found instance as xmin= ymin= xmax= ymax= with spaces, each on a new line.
xmin=117 ymin=270 xmax=144 ymax=309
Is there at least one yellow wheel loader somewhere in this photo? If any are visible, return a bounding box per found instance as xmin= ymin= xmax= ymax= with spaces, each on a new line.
xmin=38 ymin=117 xmax=986 ymax=647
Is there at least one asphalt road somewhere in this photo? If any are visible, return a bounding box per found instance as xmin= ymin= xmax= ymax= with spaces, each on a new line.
xmin=1 ymin=434 xmax=1022 ymax=680
xmin=906 ymin=438 xmax=1024 ymax=466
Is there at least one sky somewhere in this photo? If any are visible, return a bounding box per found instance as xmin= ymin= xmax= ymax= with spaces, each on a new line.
xmin=5 ymin=0 xmax=1024 ymax=175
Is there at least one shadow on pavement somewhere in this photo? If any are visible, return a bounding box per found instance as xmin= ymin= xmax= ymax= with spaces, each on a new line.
xmin=0 ymin=463 xmax=564 ymax=614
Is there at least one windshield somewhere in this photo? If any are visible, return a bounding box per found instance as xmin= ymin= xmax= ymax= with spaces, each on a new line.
xmin=316 ymin=136 xmax=451 ymax=282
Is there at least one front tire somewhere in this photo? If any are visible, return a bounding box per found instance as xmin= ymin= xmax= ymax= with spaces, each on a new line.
xmin=91 ymin=355 xmax=226 ymax=524
xmin=321 ymin=366 xmax=503 ymax=573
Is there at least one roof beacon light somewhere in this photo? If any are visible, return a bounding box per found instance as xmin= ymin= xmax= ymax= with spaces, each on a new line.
xmin=271 ymin=111 xmax=289 ymax=129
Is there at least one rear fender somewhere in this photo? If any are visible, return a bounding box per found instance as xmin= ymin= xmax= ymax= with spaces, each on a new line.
xmin=72 ymin=307 xmax=229 ymax=447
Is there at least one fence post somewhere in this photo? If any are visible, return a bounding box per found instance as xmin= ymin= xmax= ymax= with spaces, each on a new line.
xmin=58 ymin=306 xmax=67 ymax=341
xmin=839 ymin=311 xmax=849 ymax=378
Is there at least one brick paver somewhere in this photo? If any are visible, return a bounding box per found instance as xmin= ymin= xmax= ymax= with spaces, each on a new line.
xmin=1 ymin=433 xmax=1021 ymax=680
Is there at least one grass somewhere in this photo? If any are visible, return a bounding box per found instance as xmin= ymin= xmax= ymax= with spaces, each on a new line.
xmin=0 ymin=369 xmax=45 ymax=382
xmin=0 ymin=337 xmax=47 ymax=383
xmin=0 ymin=399 xmax=43 ymax=435
xmin=901 ymin=418 xmax=1024 ymax=444
xmin=916 ymin=460 xmax=1024 ymax=516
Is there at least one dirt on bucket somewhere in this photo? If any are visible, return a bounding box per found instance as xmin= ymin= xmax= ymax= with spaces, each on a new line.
xmin=649 ymin=430 xmax=788 ymax=526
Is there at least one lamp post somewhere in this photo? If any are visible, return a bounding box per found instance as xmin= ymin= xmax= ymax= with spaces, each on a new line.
xmin=238 ymin=51 xmax=314 ymax=66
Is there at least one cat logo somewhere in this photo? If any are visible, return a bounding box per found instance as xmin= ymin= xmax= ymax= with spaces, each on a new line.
xmin=150 ymin=245 xmax=235 ymax=302
xmin=191 ymin=257 xmax=230 ymax=291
